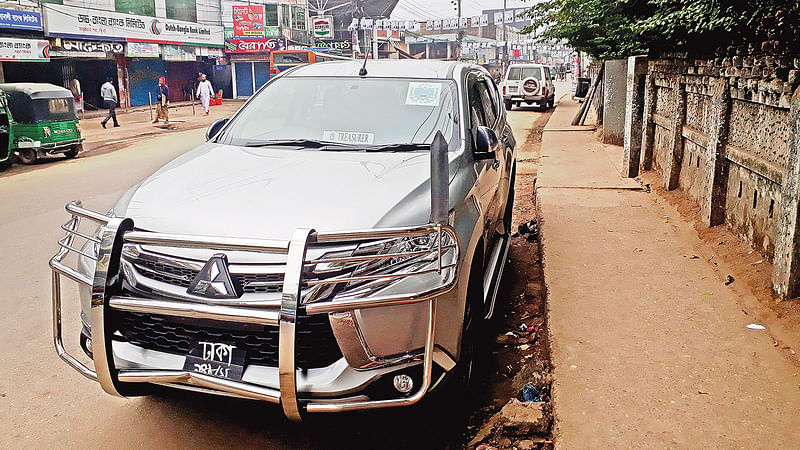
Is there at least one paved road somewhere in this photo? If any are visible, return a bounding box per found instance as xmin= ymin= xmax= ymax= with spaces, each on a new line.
xmin=0 ymin=101 xmax=554 ymax=449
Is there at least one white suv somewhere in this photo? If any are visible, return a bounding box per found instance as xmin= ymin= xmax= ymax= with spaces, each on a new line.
xmin=500 ymin=63 xmax=555 ymax=111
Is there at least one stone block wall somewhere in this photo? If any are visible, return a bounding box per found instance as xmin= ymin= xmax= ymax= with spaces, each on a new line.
xmin=635 ymin=53 xmax=800 ymax=299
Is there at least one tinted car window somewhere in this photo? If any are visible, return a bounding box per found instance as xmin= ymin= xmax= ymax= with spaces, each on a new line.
xmin=468 ymin=76 xmax=487 ymax=127
xmin=507 ymin=67 xmax=521 ymax=81
xmin=476 ymin=80 xmax=497 ymax=126
xmin=521 ymin=67 xmax=542 ymax=80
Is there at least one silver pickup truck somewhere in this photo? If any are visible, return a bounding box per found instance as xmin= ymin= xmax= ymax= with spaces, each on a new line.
xmin=50 ymin=60 xmax=516 ymax=421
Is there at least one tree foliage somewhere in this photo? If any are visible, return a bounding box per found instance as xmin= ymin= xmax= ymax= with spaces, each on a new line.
xmin=524 ymin=0 xmax=800 ymax=60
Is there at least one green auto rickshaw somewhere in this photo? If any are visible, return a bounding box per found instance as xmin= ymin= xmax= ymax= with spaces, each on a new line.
xmin=0 ymin=89 xmax=12 ymax=170
xmin=0 ymin=83 xmax=84 ymax=165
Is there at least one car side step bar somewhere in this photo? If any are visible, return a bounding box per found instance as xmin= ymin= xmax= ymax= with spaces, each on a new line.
xmin=483 ymin=233 xmax=511 ymax=320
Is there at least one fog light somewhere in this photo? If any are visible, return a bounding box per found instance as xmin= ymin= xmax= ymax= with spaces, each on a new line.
xmin=85 ymin=337 xmax=92 ymax=354
xmin=393 ymin=374 xmax=414 ymax=393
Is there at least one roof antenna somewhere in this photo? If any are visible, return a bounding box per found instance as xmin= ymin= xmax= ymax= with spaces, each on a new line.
xmin=358 ymin=29 xmax=374 ymax=77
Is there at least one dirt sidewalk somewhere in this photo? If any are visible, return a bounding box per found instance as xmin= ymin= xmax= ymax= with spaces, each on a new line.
xmin=538 ymin=98 xmax=800 ymax=447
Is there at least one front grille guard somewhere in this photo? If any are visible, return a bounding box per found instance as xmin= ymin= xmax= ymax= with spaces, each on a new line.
xmin=50 ymin=200 xmax=459 ymax=421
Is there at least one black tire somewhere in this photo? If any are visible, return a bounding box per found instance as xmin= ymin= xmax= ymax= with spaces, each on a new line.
xmin=442 ymin=249 xmax=489 ymax=403
xmin=0 ymin=158 xmax=10 ymax=171
xmin=17 ymin=148 xmax=37 ymax=164
xmin=64 ymin=145 xmax=80 ymax=159
xmin=504 ymin=100 xmax=513 ymax=111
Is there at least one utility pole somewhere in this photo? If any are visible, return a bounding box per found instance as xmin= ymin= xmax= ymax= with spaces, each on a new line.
xmin=452 ymin=0 xmax=463 ymax=60
xmin=502 ymin=0 xmax=507 ymax=70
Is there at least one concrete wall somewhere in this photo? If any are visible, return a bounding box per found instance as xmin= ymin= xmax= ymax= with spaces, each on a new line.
xmin=602 ymin=59 xmax=628 ymax=145
xmin=635 ymin=53 xmax=800 ymax=299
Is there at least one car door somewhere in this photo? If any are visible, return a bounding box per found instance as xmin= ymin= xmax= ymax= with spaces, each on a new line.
xmin=485 ymin=75 xmax=514 ymax=230
xmin=466 ymin=71 xmax=503 ymax=243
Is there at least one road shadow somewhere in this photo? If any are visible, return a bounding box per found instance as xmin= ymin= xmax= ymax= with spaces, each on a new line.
xmin=134 ymin=385 xmax=467 ymax=449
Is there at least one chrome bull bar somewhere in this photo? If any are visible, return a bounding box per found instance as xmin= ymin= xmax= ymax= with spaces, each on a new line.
xmin=50 ymin=200 xmax=459 ymax=421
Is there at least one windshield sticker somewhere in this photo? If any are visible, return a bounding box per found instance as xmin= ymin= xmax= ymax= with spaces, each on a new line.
xmin=323 ymin=130 xmax=375 ymax=145
xmin=406 ymin=82 xmax=442 ymax=106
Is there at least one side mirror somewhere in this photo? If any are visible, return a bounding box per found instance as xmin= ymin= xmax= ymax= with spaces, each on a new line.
xmin=206 ymin=118 xmax=229 ymax=141
xmin=474 ymin=126 xmax=498 ymax=160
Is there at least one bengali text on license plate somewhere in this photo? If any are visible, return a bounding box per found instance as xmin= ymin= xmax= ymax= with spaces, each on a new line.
xmin=182 ymin=341 xmax=246 ymax=381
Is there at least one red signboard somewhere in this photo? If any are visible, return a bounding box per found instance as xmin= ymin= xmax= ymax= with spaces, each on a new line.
xmin=224 ymin=38 xmax=286 ymax=54
xmin=232 ymin=5 xmax=265 ymax=38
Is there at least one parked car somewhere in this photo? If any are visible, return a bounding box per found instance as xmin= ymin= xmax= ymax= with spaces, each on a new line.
xmin=0 ymin=89 xmax=13 ymax=170
xmin=50 ymin=60 xmax=516 ymax=421
xmin=0 ymin=83 xmax=84 ymax=164
xmin=499 ymin=63 xmax=556 ymax=111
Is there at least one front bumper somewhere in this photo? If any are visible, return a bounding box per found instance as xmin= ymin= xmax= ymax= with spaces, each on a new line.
xmin=16 ymin=138 xmax=84 ymax=155
xmin=51 ymin=201 xmax=459 ymax=421
xmin=505 ymin=94 xmax=545 ymax=103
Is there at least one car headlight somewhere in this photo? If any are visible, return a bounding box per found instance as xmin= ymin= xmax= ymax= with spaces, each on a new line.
xmin=304 ymin=230 xmax=458 ymax=304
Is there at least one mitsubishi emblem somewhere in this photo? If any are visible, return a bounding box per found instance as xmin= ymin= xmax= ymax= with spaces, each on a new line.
xmin=187 ymin=253 xmax=240 ymax=299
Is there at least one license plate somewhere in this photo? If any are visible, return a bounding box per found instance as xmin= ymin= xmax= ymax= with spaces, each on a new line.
xmin=509 ymin=86 xmax=518 ymax=92
xmin=182 ymin=341 xmax=246 ymax=381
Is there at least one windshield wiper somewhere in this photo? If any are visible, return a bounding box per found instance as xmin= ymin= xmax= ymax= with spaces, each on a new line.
xmin=243 ymin=139 xmax=343 ymax=148
xmin=364 ymin=143 xmax=431 ymax=152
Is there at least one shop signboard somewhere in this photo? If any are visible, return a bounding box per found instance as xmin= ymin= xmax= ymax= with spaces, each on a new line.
xmin=43 ymin=4 xmax=224 ymax=47
xmin=265 ymin=26 xmax=280 ymax=38
xmin=162 ymin=44 xmax=197 ymax=61
xmin=127 ymin=42 xmax=160 ymax=57
xmin=58 ymin=40 xmax=124 ymax=54
xmin=232 ymin=5 xmax=264 ymax=38
xmin=313 ymin=16 xmax=333 ymax=40
xmin=0 ymin=8 xmax=42 ymax=31
xmin=224 ymin=37 xmax=286 ymax=54
xmin=0 ymin=37 xmax=49 ymax=62
xmin=313 ymin=40 xmax=351 ymax=51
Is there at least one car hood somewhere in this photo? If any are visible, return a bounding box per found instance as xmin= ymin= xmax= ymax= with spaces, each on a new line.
xmin=116 ymin=143 xmax=459 ymax=241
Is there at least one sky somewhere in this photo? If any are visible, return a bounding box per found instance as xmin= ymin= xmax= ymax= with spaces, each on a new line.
xmin=391 ymin=0 xmax=535 ymax=20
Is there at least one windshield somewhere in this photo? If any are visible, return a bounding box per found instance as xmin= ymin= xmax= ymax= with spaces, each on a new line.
xmin=220 ymin=77 xmax=460 ymax=149
xmin=273 ymin=52 xmax=310 ymax=64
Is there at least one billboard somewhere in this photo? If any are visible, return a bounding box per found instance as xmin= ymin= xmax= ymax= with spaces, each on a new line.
xmin=232 ymin=5 xmax=264 ymax=38
xmin=44 ymin=4 xmax=223 ymax=47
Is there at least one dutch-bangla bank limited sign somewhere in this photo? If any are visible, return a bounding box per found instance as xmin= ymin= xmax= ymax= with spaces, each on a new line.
xmin=43 ymin=4 xmax=223 ymax=47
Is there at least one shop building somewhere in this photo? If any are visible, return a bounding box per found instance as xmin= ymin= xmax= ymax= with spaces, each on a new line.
xmin=42 ymin=2 xmax=225 ymax=107
xmin=0 ymin=5 xmax=52 ymax=84
xmin=220 ymin=1 xmax=309 ymax=98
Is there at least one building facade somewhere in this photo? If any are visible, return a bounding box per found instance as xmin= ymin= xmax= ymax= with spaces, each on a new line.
xmin=0 ymin=0 xmax=314 ymax=107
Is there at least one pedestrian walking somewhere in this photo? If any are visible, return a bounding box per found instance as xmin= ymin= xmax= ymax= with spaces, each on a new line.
xmin=100 ymin=77 xmax=119 ymax=129
xmin=196 ymin=73 xmax=214 ymax=116
xmin=152 ymin=77 xmax=169 ymax=124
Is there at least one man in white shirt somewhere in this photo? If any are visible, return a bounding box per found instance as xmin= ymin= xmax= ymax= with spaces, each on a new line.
xmin=196 ymin=73 xmax=214 ymax=115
